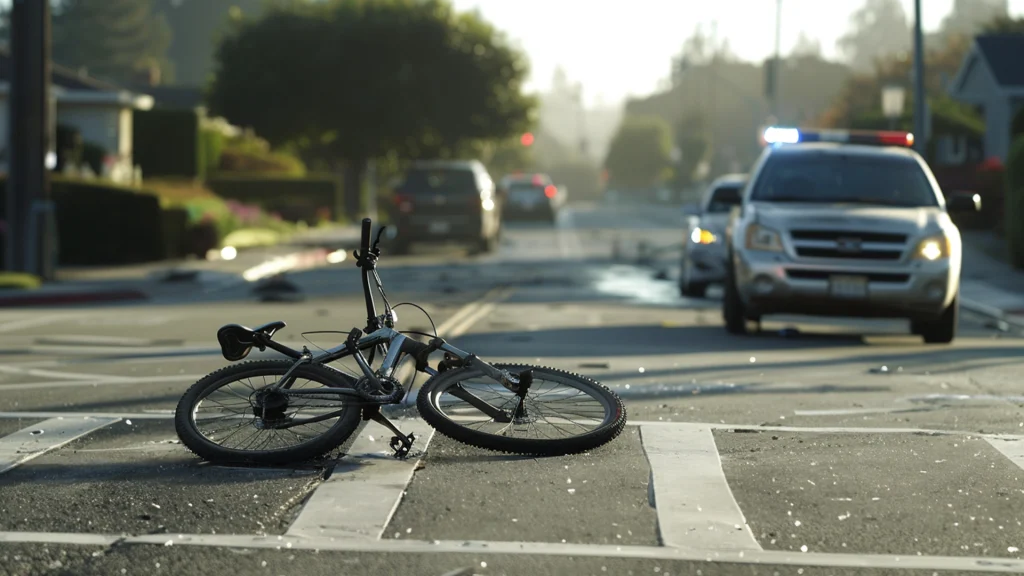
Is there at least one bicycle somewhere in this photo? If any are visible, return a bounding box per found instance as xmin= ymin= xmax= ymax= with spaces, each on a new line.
xmin=174 ymin=218 xmax=627 ymax=464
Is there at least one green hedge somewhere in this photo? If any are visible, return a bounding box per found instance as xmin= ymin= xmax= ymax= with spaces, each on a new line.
xmin=206 ymin=175 xmax=343 ymax=224
xmin=1007 ymin=136 xmax=1024 ymax=269
xmin=133 ymin=109 xmax=201 ymax=178
xmin=1013 ymin=106 xmax=1024 ymax=142
xmin=0 ymin=177 xmax=189 ymax=267
xmin=199 ymin=128 xmax=225 ymax=176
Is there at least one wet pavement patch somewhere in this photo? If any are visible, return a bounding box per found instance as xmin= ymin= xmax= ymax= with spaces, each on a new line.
xmin=716 ymin=430 xmax=1024 ymax=558
xmin=385 ymin=428 xmax=658 ymax=545
xmin=0 ymin=419 xmax=325 ymax=536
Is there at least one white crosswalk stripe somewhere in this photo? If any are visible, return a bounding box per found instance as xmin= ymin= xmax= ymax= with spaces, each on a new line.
xmin=641 ymin=424 xmax=760 ymax=551
xmin=0 ymin=416 xmax=119 ymax=474
xmin=286 ymin=418 xmax=435 ymax=540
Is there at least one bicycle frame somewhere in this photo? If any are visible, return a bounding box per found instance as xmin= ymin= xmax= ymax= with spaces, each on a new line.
xmin=253 ymin=218 xmax=522 ymax=407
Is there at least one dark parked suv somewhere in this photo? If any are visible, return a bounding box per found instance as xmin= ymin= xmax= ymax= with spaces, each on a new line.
xmin=389 ymin=160 xmax=502 ymax=254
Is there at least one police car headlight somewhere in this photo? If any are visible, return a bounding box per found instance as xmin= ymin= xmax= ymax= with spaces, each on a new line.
xmin=914 ymin=235 xmax=950 ymax=261
xmin=745 ymin=224 xmax=783 ymax=252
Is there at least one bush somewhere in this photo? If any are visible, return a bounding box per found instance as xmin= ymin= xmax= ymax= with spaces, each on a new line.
xmin=1007 ymin=136 xmax=1024 ymax=269
xmin=217 ymin=149 xmax=306 ymax=175
xmin=81 ymin=141 xmax=106 ymax=175
xmin=1013 ymin=106 xmax=1024 ymax=142
xmin=199 ymin=128 xmax=225 ymax=176
xmin=0 ymin=176 xmax=172 ymax=266
xmin=145 ymin=178 xmax=295 ymax=248
xmin=55 ymin=124 xmax=83 ymax=172
xmin=133 ymin=108 xmax=202 ymax=178
xmin=51 ymin=177 xmax=168 ymax=265
xmin=206 ymin=175 xmax=342 ymax=224
xmin=215 ymin=132 xmax=306 ymax=176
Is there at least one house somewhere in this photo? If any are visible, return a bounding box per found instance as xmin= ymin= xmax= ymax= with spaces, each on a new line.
xmin=948 ymin=34 xmax=1024 ymax=164
xmin=0 ymin=49 xmax=153 ymax=182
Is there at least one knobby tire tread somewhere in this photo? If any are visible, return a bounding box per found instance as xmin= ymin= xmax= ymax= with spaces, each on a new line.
xmin=174 ymin=360 xmax=362 ymax=465
xmin=416 ymin=364 xmax=627 ymax=456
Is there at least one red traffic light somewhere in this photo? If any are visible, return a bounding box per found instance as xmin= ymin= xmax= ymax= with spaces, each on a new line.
xmin=520 ymin=132 xmax=535 ymax=147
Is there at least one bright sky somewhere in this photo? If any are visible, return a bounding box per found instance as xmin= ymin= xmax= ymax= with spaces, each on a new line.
xmin=450 ymin=0 xmax=1024 ymax=107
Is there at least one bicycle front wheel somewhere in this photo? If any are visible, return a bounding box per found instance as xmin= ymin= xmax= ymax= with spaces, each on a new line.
xmin=416 ymin=364 xmax=626 ymax=456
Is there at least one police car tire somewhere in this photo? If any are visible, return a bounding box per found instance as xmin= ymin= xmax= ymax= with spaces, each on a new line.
xmin=918 ymin=296 xmax=958 ymax=344
xmin=723 ymin=277 xmax=748 ymax=335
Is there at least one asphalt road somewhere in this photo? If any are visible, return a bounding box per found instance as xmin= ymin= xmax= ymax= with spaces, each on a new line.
xmin=1 ymin=203 xmax=1023 ymax=576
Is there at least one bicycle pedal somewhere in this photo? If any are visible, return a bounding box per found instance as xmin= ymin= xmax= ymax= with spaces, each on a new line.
xmin=389 ymin=432 xmax=416 ymax=459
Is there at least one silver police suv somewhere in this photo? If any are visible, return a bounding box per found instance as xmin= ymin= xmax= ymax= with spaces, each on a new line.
xmin=723 ymin=128 xmax=981 ymax=344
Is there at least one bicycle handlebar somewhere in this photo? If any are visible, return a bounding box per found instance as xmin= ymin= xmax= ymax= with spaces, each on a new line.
xmin=360 ymin=218 xmax=372 ymax=255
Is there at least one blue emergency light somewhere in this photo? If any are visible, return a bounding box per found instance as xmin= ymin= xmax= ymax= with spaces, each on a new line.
xmin=762 ymin=127 xmax=914 ymax=148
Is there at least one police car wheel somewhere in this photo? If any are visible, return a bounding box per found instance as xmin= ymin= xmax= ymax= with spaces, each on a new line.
xmin=680 ymin=281 xmax=708 ymax=298
xmin=723 ymin=279 xmax=748 ymax=334
xmin=915 ymin=296 xmax=958 ymax=344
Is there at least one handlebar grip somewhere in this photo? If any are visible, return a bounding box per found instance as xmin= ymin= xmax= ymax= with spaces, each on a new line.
xmin=360 ymin=218 xmax=372 ymax=252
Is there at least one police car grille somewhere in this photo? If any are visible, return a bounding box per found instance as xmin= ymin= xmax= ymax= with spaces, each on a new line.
xmin=790 ymin=230 xmax=907 ymax=260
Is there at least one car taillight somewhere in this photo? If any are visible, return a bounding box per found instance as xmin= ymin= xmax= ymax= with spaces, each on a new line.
xmin=393 ymin=193 xmax=413 ymax=213
xmin=544 ymin=185 xmax=557 ymax=199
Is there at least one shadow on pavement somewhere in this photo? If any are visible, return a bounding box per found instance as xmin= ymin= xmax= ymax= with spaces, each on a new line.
xmin=452 ymin=324 xmax=872 ymax=357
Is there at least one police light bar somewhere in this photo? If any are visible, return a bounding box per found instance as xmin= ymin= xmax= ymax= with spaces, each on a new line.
xmin=762 ymin=127 xmax=914 ymax=148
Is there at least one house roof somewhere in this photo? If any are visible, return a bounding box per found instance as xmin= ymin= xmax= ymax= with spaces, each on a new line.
xmin=132 ymin=85 xmax=205 ymax=110
xmin=0 ymin=48 xmax=153 ymax=109
xmin=0 ymin=48 xmax=128 ymax=92
xmin=974 ymin=35 xmax=1024 ymax=88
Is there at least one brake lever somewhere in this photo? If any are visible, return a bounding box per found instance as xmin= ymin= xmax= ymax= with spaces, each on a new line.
xmin=372 ymin=225 xmax=389 ymax=251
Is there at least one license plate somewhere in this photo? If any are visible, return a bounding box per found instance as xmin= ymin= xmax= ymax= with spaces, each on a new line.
xmin=829 ymin=275 xmax=868 ymax=299
xmin=428 ymin=220 xmax=451 ymax=234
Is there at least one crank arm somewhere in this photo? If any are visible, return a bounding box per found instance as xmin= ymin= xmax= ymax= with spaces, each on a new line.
xmin=367 ymin=412 xmax=417 ymax=458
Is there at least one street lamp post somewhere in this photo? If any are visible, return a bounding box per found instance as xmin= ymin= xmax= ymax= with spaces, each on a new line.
xmin=912 ymin=0 xmax=926 ymax=154
xmin=881 ymin=85 xmax=906 ymax=130
xmin=772 ymin=0 xmax=782 ymax=121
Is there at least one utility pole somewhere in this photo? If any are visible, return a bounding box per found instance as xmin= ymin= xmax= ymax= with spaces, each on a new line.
xmin=5 ymin=0 xmax=53 ymax=279
xmin=912 ymin=0 xmax=926 ymax=155
xmin=772 ymin=0 xmax=782 ymax=122
xmin=576 ymin=84 xmax=587 ymax=158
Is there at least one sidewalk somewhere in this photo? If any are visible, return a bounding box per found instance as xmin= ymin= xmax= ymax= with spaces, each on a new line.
xmin=0 ymin=225 xmax=362 ymax=307
xmin=959 ymin=230 xmax=1024 ymax=327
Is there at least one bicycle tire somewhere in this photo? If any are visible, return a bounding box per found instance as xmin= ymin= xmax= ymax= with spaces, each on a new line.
xmin=174 ymin=360 xmax=362 ymax=465
xmin=417 ymin=364 xmax=626 ymax=456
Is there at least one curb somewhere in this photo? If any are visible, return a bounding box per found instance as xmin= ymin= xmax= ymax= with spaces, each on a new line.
xmin=960 ymin=296 xmax=1024 ymax=330
xmin=0 ymin=289 xmax=148 ymax=308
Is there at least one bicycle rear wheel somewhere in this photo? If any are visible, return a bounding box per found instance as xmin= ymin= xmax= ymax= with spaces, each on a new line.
xmin=174 ymin=360 xmax=362 ymax=465
xmin=416 ymin=364 xmax=626 ymax=456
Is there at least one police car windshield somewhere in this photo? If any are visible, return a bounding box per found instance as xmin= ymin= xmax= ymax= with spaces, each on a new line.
xmin=750 ymin=153 xmax=939 ymax=207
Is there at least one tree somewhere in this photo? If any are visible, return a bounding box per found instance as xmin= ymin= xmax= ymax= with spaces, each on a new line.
xmin=983 ymin=15 xmax=1024 ymax=33
xmin=152 ymin=0 xmax=266 ymax=87
xmin=208 ymin=0 xmax=535 ymax=217
xmin=836 ymin=0 xmax=911 ymax=72
xmin=671 ymin=24 xmax=734 ymax=87
xmin=791 ymin=33 xmax=823 ymax=59
xmin=937 ymin=0 xmax=1008 ymax=41
xmin=603 ymin=116 xmax=673 ymax=190
xmin=671 ymin=112 xmax=710 ymax=194
xmin=51 ymin=0 xmax=173 ymax=85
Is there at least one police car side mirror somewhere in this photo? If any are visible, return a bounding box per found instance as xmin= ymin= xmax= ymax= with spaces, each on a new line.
xmin=947 ymin=191 xmax=981 ymax=213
